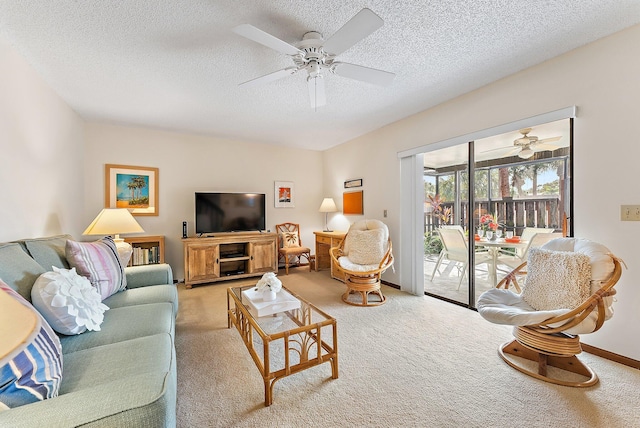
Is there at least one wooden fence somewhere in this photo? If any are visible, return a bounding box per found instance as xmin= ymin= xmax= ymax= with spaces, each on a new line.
xmin=425 ymin=197 xmax=563 ymax=236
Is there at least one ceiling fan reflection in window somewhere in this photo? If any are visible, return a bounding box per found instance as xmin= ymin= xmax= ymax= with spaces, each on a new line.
xmin=232 ymin=8 xmax=395 ymax=109
xmin=484 ymin=128 xmax=562 ymax=159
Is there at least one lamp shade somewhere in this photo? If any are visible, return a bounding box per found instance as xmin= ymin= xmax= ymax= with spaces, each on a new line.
xmin=83 ymin=208 xmax=144 ymax=236
xmin=318 ymin=198 xmax=337 ymax=213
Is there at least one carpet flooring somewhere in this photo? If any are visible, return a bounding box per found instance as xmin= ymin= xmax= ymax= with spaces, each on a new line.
xmin=175 ymin=269 xmax=639 ymax=428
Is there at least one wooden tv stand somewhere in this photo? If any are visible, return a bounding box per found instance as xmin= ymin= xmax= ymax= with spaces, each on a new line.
xmin=182 ymin=232 xmax=277 ymax=288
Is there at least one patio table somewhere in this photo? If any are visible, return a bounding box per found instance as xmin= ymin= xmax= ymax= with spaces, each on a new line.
xmin=474 ymin=238 xmax=528 ymax=286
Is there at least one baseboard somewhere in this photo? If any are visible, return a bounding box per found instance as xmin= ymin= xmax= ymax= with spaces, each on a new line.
xmin=582 ymin=343 xmax=640 ymax=370
xmin=381 ymin=280 xmax=400 ymax=289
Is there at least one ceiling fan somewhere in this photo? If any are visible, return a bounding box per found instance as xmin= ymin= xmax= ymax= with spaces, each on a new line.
xmin=484 ymin=128 xmax=562 ymax=159
xmin=232 ymin=8 xmax=395 ymax=109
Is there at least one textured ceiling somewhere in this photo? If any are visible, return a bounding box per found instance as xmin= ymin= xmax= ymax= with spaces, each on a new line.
xmin=1 ymin=1 xmax=639 ymax=151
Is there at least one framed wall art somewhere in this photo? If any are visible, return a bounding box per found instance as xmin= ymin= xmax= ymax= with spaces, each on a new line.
xmin=343 ymin=190 xmax=363 ymax=215
xmin=274 ymin=181 xmax=295 ymax=208
xmin=344 ymin=178 xmax=363 ymax=188
xmin=105 ymin=164 xmax=159 ymax=216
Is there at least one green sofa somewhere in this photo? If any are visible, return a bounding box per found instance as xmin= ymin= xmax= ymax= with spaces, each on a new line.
xmin=0 ymin=235 xmax=178 ymax=427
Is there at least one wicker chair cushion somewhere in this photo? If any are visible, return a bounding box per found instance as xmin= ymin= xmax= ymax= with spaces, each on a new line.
xmin=281 ymin=232 xmax=300 ymax=248
xmin=338 ymin=256 xmax=380 ymax=272
xmin=522 ymin=248 xmax=591 ymax=311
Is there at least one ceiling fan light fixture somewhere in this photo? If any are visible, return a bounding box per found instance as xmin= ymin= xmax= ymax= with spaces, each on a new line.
xmin=519 ymin=147 xmax=534 ymax=159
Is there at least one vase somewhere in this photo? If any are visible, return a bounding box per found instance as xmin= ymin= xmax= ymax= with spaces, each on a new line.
xmin=262 ymin=289 xmax=277 ymax=302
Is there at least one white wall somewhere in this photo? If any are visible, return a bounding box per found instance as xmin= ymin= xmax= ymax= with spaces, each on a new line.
xmin=0 ymin=39 xmax=85 ymax=241
xmin=324 ymin=24 xmax=640 ymax=359
xmin=84 ymin=123 xmax=324 ymax=280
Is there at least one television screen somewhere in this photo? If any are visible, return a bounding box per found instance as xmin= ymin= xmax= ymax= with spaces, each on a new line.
xmin=195 ymin=192 xmax=266 ymax=234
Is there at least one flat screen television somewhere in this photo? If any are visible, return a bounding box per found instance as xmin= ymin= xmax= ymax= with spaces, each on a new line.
xmin=195 ymin=192 xmax=266 ymax=234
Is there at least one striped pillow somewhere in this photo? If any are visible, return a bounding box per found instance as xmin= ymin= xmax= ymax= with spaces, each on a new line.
xmin=65 ymin=237 xmax=127 ymax=300
xmin=0 ymin=281 xmax=63 ymax=408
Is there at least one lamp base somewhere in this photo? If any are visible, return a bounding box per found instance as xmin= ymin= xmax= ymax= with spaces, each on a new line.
xmin=323 ymin=229 xmax=333 ymax=232
xmin=113 ymin=237 xmax=133 ymax=266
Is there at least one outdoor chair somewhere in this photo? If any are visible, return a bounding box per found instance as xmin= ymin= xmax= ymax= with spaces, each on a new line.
xmin=430 ymin=227 xmax=491 ymax=290
xmin=330 ymin=219 xmax=393 ymax=306
xmin=496 ymin=232 xmax=563 ymax=291
xmin=477 ymin=237 xmax=623 ymax=387
xmin=275 ymin=223 xmax=311 ymax=274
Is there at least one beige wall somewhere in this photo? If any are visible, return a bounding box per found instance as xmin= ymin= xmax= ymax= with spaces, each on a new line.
xmin=324 ymin=24 xmax=640 ymax=359
xmin=0 ymin=39 xmax=85 ymax=241
xmin=83 ymin=123 xmax=325 ymax=280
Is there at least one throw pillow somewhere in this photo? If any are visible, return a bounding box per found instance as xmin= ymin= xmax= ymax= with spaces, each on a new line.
xmin=31 ymin=267 xmax=109 ymax=335
xmin=281 ymin=232 xmax=300 ymax=248
xmin=65 ymin=237 xmax=127 ymax=300
xmin=0 ymin=281 xmax=63 ymax=409
xmin=522 ymin=248 xmax=592 ymax=311
xmin=347 ymin=229 xmax=386 ymax=265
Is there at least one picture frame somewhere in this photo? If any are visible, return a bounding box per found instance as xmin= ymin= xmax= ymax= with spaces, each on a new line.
xmin=274 ymin=181 xmax=295 ymax=208
xmin=344 ymin=178 xmax=363 ymax=188
xmin=343 ymin=190 xmax=363 ymax=215
xmin=105 ymin=164 xmax=159 ymax=216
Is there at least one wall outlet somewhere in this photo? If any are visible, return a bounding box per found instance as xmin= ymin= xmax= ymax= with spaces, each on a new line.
xmin=383 ymin=209 xmax=388 ymax=218
xmin=620 ymin=205 xmax=640 ymax=221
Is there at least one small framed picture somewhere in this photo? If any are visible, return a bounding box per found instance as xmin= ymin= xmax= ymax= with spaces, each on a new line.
xmin=274 ymin=181 xmax=295 ymax=208
xmin=344 ymin=178 xmax=363 ymax=188
xmin=105 ymin=164 xmax=159 ymax=216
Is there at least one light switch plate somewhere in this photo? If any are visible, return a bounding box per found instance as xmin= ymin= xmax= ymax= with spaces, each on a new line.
xmin=620 ymin=205 xmax=640 ymax=221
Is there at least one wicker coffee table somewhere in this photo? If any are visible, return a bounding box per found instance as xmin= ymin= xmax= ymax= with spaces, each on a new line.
xmin=227 ymin=285 xmax=338 ymax=406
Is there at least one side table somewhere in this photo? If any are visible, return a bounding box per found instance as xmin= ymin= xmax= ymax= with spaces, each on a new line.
xmin=313 ymin=231 xmax=346 ymax=282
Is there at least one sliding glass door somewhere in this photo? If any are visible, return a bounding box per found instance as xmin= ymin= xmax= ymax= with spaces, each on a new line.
xmin=423 ymin=119 xmax=573 ymax=308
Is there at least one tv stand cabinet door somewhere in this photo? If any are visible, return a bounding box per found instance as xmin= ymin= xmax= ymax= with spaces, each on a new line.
xmin=249 ymin=238 xmax=277 ymax=274
xmin=185 ymin=243 xmax=220 ymax=286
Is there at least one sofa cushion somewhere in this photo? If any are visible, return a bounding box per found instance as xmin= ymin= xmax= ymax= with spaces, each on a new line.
xmin=59 ymin=302 xmax=174 ymax=354
xmin=66 ymin=237 xmax=127 ymax=300
xmin=103 ymin=283 xmax=178 ymax=316
xmin=0 ymin=282 xmax=63 ymax=409
xmin=31 ymin=267 xmax=109 ymax=335
xmin=0 ymin=334 xmax=176 ymax=427
xmin=0 ymin=243 xmax=46 ymax=301
xmin=23 ymin=235 xmax=72 ymax=270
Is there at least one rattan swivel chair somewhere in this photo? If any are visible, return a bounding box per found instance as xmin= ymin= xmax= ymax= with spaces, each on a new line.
xmin=330 ymin=219 xmax=393 ymax=306
xmin=478 ymin=238 xmax=623 ymax=387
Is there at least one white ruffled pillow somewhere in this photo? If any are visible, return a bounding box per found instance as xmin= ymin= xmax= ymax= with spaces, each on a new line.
xmin=31 ymin=267 xmax=109 ymax=335
xmin=347 ymin=229 xmax=385 ymax=265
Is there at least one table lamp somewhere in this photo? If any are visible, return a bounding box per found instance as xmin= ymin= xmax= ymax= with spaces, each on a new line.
xmin=319 ymin=198 xmax=337 ymax=232
xmin=83 ymin=208 xmax=144 ymax=265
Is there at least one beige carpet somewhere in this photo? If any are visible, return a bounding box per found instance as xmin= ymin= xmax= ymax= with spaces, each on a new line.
xmin=175 ymin=269 xmax=639 ymax=428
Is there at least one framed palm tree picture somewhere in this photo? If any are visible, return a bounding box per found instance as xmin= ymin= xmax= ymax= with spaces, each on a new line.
xmin=105 ymin=164 xmax=159 ymax=216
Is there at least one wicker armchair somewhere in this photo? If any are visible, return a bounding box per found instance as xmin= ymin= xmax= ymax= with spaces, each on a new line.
xmin=330 ymin=219 xmax=393 ymax=306
xmin=275 ymin=223 xmax=311 ymax=275
xmin=478 ymin=238 xmax=623 ymax=387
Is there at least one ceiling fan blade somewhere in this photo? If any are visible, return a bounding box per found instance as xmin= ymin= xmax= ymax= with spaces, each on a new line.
xmin=308 ymin=76 xmax=326 ymax=109
xmin=322 ymin=8 xmax=383 ymax=56
xmin=239 ymin=67 xmax=298 ymax=88
xmin=532 ymin=142 xmax=562 ymax=152
xmin=233 ymin=24 xmax=302 ymax=56
xmin=333 ymin=62 xmax=394 ymax=86
xmin=535 ymin=136 xmax=562 ymax=145
xmin=480 ymin=146 xmax=521 ymax=157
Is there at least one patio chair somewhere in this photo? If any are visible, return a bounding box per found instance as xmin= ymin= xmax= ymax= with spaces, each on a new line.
xmin=477 ymin=238 xmax=623 ymax=387
xmin=496 ymin=232 xmax=563 ymax=291
xmin=430 ymin=227 xmax=491 ymax=290
xmin=330 ymin=219 xmax=393 ymax=306
xmin=275 ymin=223 xmax=311 ymax=274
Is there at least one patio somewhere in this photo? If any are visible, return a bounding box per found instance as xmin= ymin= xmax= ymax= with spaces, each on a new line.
xmin=424 ymin=253 xmax=498 ymax=304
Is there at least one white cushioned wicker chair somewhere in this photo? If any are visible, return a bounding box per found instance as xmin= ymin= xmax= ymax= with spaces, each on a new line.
xmin=477 ymin=238 xmax=623 ymax=387
xmin=330 ymin=219 xmax=394 ymax=306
